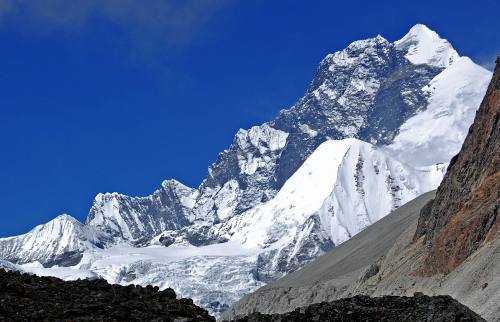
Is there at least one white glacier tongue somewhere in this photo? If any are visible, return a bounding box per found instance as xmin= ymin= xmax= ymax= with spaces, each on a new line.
xmin=22 ymin=242 xmax=265 ymax=316
xmin=386 ymin=56 xmax=491 ymax=166
xmin=395 ymin=24 xmax=459 ymax=68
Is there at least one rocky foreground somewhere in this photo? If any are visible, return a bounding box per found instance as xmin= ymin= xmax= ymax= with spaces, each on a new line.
xmin=0 ymin=269 xmax=214 ymax=322
xmin=230 ymin=293 xmax=485 ymax=322
xmin=0 ymin=268 xmax=487 ymax=322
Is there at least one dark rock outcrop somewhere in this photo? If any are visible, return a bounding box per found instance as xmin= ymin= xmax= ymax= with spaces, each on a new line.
xmin=0 ymin=269 xmax=214 ymax=322
xmin=414 ymin=56 xmax=500 ymax=275
xmin=230 ymin=293 xmax=485 ymax=322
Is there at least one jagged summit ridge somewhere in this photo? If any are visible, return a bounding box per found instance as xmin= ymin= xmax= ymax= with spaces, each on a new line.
xmin=87 ymin=179 xmax=197 ymax=242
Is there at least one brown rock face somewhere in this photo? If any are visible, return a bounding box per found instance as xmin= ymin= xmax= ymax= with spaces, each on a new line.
xmin=414 ymin=57 xmax=500 ymax=275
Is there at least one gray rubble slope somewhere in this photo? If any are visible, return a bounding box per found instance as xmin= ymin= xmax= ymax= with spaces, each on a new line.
xmin=261 ymin=190 xmax=436 ymax=289
xmin=222 ymin=190 xmax=499 ymax=321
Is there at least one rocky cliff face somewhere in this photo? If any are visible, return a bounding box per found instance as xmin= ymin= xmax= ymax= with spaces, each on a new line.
xmin=414 ymin=56 xmax=500 ymax=275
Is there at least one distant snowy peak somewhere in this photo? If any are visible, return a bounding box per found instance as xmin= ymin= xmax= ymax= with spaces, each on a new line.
xmin=87 ymin=180 xmax=197 ymax=243
xmin=325 ymin=23 xmax=458 ymax=72
xmin=161 ymin=179 xmax=199 ymax=211
xmin=325 ymin=34 xmax=390 ymax=68
xmin=193 ymin=124 xmax=289 ymax=225
xmin=395 ymin=24 xmax=459 ymax=68
xmin=0 ymin=214 xmax=102 ymax=267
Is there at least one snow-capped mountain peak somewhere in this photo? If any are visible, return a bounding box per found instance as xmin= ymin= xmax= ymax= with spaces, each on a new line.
xmin=395 ymin=23 xmax=459 ymax=68
xmin=0 ymin=214 xmax=102 ymax=267
xmin=161 ymin=179 xmax=199 ymax=210
xmin=345 ymin=34 xmax=389 ymax=51
xmin=52 ymin=213 xmax=79 ymax=223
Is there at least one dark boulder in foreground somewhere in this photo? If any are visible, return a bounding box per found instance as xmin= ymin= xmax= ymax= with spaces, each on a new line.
xmin=229 ymin=293 xmax=485 ymax=322
xmin=0 ymin=269 xmax=214 ymax=322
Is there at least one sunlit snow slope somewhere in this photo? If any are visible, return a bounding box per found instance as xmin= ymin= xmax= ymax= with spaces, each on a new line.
xmin=386 ymin=56 xmax=491 ymax=165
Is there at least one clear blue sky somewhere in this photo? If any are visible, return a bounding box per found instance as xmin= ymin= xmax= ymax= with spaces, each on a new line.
xmin=1 ymin=0 xmax=499 ymax=236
